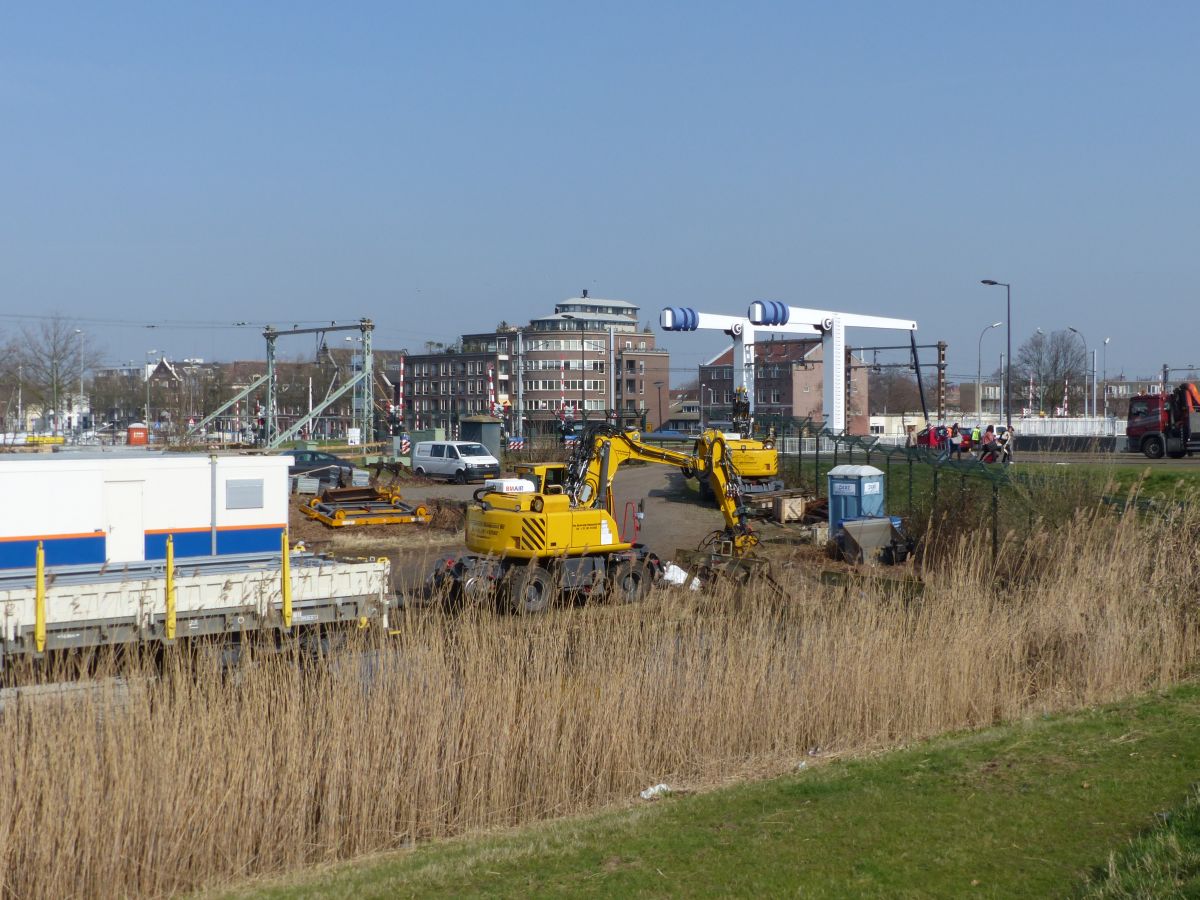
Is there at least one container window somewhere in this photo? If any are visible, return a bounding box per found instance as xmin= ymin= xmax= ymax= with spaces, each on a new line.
xmin=226 ymin=479 xmax=264 ymax=510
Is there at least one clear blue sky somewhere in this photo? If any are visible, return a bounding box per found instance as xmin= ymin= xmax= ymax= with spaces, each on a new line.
xmin=2 ymin=2 xmax=1197 ymax=383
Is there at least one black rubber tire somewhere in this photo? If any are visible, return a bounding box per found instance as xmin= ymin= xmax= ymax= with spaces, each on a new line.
xmin=414 ymin=466 xmax=426 ymax=477
xmin=454 ymin=469 xmax=468 ymax=485
xmin=1143 ymin=436 xmax=1165 ymax=459
xmin=608 ymin=559 xmax=649 ymax=604
xmin=506 ymin=565 xmax=554 ymax=615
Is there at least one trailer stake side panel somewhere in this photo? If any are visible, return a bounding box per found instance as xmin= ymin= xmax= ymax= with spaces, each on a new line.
xmin=0 ymin=553 xmax=390 ymax=661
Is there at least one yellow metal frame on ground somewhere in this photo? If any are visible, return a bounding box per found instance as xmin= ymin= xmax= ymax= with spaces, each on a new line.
xmin=300 ymin=503 xmax=430 ymax=528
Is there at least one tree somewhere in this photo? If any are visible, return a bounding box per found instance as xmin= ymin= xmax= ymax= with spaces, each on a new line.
xmin=868 ymin=368 xmax=923 ymax=415
xmin=1013 ymin=330 xmax=1087 ymax=416
xmin=12 ymin=317 xmax=102 ymax=434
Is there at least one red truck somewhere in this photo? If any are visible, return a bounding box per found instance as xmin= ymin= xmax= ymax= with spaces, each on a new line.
xmin=1126 ymin=383 xmax=1200 ymax=458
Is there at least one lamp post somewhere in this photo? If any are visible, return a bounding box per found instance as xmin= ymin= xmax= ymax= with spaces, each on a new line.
xmin=1067 ymin=327 xmax=1089 ymax=417
xmin=999 ymin=353 xmax=1005 ymax=421
xmin=51 ymin=356 xmax=59 ymax=436
xmin=980 ymin=280 xmax=1012 ymax=436
xmin=1102 ymin=337 xmax=1111 ymax=418
xmin=976 ymin=321 xmax=1002 ymax=421
xmin=654 ymin=381 xmax=665 ymax=429
xmin=74 ymin=329 xmax=84 ymax=437
xmin=145 ymin=350 xmax=159 ymax=433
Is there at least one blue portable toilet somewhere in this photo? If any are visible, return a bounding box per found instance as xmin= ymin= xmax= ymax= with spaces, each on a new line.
xmin=827 ymin=464 xmax=886 ymax=531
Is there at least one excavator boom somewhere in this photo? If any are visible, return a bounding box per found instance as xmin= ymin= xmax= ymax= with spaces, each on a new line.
xmin=564 ymin=424 xmax=759 ymax=554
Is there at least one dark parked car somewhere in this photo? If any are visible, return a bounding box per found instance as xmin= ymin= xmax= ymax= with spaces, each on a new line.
xmin=281 ymin=450 xmax=355 ymax=486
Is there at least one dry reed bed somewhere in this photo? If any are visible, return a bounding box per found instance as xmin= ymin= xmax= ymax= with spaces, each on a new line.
xmin=1 ymin=499 xmax=1198 ymax=898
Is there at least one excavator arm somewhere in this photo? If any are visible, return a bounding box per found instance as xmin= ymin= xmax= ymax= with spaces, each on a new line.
xmin=565 ymin=425 xmax=760 ymax=555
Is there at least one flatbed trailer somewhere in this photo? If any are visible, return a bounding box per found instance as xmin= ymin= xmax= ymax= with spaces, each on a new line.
xmin=0 ymin=549 xmax=390 ymax=666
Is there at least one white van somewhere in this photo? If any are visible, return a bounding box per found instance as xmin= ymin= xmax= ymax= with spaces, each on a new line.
xmin=412 ymin=441 xmax=501 ymax=483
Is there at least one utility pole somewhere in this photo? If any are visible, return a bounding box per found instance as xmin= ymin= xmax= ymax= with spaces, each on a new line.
xmin=936 ymin=341 xmax=947 ymax=422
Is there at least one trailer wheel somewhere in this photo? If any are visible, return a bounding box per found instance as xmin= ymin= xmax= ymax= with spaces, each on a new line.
xmin=506 ymin=564 xmax=554 ymax=615
xmin=608 ymin=559 xmax=649 ymax=604
xmin=1143 ymin=436 xmax=1165 ymax=459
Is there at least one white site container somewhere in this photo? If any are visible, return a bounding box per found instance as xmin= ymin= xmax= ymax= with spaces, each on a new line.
xmin=0 ymin=452 xmax=291 ymax=570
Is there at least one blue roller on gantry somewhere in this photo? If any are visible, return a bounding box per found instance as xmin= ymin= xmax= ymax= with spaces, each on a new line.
xmin=660 ymin=307 xmax=820 ymax=428
xmin=747 ymin=301 xmax=918 ymax=433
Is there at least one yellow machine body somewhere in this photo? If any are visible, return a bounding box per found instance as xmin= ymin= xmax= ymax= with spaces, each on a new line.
xmin=465 ymin=428 xmax=757 ymax=563
xmin=465 ymin=491 xmax=632 ymax=560
xmin=692 ymin=430 xmax=779 ymax=480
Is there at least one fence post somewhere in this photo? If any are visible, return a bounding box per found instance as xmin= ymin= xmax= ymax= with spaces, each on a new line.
xmin=885 ymin=453 xmax=892 ymax=511
xmin=908 ymin=458 xmax=914 ymax=514
xmin=815 ymin=432 xmax=822 ymax=496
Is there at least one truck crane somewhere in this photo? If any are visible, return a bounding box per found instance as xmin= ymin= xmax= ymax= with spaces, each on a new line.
xmin=430 ymin=424 xmax=761 ymax=613
xmin=1126 ymin=382 xmax=1200 ymax=458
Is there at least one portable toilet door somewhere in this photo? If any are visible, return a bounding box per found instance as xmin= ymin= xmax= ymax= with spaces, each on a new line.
xmin=827 ymin=464 xmax=886 ymax=531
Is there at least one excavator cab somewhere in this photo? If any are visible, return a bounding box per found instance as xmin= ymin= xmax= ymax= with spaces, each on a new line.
xmin=513 ymin=462 xmax=569 ymax=495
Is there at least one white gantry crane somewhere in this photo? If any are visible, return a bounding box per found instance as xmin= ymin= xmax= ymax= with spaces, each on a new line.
xmin=659 ymin=307 xmax=821 ymax=428
xmin=747 ymin=301 xmax=918 ymax=433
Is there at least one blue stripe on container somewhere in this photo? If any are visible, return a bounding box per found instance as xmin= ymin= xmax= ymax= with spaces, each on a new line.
xmin=217 ymin=527 xmax=285 ymax=556
xmin=144 ymin=527 xmax=285 ymax=560
xmin=144 ymin=531 xmax=214 ymax=559
xmin=0 ymin=535 xmax=107 ymax=570
xmin=0 ymin=527 xmax=285 ymax=570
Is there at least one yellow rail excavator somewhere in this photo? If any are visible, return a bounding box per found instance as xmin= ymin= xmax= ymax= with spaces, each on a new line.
xmin=688 ymin=387 xmax=783 ymax=502
xmin=429 ymin=424 xmax=763 ymax=612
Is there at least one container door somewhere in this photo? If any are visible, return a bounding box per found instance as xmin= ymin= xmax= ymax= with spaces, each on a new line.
xmin=104 ymin=480 xmax=145 ymax=562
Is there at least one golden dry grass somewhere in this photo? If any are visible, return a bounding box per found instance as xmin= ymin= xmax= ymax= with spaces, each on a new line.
xmin=1 ymin=498 xmax=1198 ymax=898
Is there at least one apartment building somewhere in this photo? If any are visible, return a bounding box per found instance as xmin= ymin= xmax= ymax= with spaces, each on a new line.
xmin=401 ymin=293 xmax=669 ymax=436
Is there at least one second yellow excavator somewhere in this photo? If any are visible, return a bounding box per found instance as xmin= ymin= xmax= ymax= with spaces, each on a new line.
xmin=688 ymin=386 xmax=783 ymax=502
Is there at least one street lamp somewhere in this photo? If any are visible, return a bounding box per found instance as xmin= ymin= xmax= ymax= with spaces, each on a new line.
xmin=1067 ymin=327 xmax=1089 ymax=417
xmin=980 ymin=280 xmax=1012 ymax=436
xmin=976 ymin=321 xmax=1002 ymax=421
xmin=74 ymin=329 xmax=84 ymax=437
xmin=145 ymin=350 xmax=159 ymax=433
xmin=654 ymin=381 xmax=665 ymax=429
xmin=1102 ymin=337 xmax=1111 ymax=418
